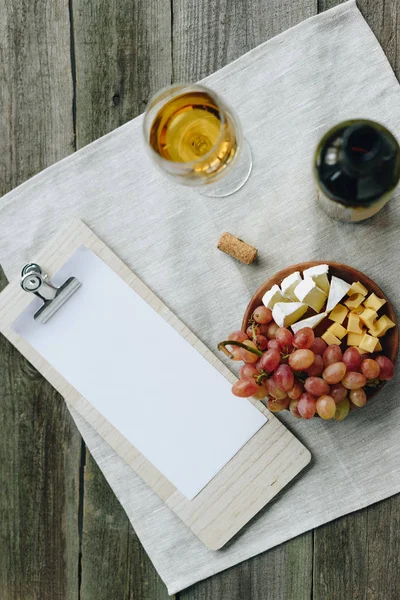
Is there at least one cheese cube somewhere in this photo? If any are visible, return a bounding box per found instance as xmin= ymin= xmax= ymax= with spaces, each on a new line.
xmin=359 ymin=308 xmax=378 ymax=330
xmin=294 ymin=278 xmax=327 ymax=313
xmin=344 ymin=293 xmax=365 ymax=310
xmin=347 ymin=281 xmax=368 ymax=296
xmin=347 ymin=313 xmax=363 ymax=334
xmin=368 ymin=315 xmax=396 ymax=337
xmin=321 ymin=330 xmax=341 ymax=345
xmin=326 ymin=276 xmax=351 ymax=312
xmin=355 ymin=347 xmax=369 ymax=355
xmin=328 ymin=322 xmax=347 ymax=340
xmin=262 ymin=285 xmax=288 ymax=309
xmin=272 ymin=302 xmax=308 ymax=328
xmin=351 ymin=306 xmax=364 ymax=315
xmin=290 ymin=312 xmax=327 ymax=334
xmin=364 ymin=293 xmax=386 ymax=312
xmin=303 ymin=264 xmax=330 ymax=295
xmin=281 ymin=272 xmax=302 ymax=301
xmin=359 ymin=333 xmax=379 ymax=352
xmin=347 ymin=332 xmax=364 ymax=346
xmin=375 ymin=340 xmax=383 ymax=351
xmin=328 ymin=304 xmax=348 ymax=324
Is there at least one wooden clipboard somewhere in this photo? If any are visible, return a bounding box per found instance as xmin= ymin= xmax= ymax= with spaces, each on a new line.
xmin=0 ymin=219 xmax=311 ymax=549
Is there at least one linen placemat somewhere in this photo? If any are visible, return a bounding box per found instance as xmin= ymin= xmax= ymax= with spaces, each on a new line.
xmin=1 ymin=1 xmax=400 ymax=594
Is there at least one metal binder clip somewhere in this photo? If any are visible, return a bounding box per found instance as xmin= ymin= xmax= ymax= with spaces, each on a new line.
xmin=20 ymin=263 xmax=81 ymax=324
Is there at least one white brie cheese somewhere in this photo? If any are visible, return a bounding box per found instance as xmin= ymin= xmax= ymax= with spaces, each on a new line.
xmin=294 ymin=278 xmax=327 ymax=313
xmin=262 ymin=284 xmax=288 ymax=309
xmin=291 ymin=312 xmax=327 ymax=334
xmin=303 ymin=264 xmax=330 ymax=295
xmin=326 ymin=276 xmax=351 ymax=312
xmin=281 ymin=271 xmax=302 ymax=301
xmin=272 ymin=302 xmax=308 ymax=328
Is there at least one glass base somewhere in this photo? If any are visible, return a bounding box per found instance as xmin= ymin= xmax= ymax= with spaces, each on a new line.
xmin=200 ymin=139 xmax=253 ymax=198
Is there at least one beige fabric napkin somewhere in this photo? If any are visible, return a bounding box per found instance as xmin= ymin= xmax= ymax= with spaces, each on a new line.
xmin=1 ymin=1 xmax=400 ymax=594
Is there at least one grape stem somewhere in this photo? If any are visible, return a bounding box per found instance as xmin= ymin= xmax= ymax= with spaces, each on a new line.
xmin=255 ymin=370 xmax=270 ymax=385
xmin=217 ymin=340 xmax=263 ymax=359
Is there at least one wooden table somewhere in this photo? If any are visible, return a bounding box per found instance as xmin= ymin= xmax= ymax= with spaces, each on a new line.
xmin=1 ymin=1 xmax=400 ymax=598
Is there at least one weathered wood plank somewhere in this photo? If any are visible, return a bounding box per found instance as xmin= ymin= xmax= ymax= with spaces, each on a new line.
xmin=172 ymin=1 xmax=317 ymax=597
xmin=0 ymin=1 xmax=80 ymax=599
xmin=72 ymin=0 xmax=172 ymax=148
xmin=72 ymin=1 xmax=174 ymax=598
xmin=179 ymin=533 xmax=313 ymax=600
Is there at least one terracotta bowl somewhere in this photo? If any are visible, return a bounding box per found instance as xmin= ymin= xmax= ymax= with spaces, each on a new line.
xmin=242 ymin=261 xmax=398 ymax=401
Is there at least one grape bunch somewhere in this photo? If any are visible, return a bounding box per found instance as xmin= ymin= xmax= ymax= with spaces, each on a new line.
xmin=218 ymin=305 xmax=395 ymax=421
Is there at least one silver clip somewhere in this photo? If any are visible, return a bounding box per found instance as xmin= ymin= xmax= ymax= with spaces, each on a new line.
xmin=20 ymin=263 xmax=81 ymax=324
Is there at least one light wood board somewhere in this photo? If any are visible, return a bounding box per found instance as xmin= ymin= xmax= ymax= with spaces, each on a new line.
xmin=0 ymin=219 xmax=311 ymax=550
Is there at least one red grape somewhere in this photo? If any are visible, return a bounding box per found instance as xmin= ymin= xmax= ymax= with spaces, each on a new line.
xmin=253 ymin=306 xmax=273 ymax=324
xmin=361 ymin=358 xmax=380 ymax=380
xmin=232 ymin=378 xmax=258 ymax=397
xmin=342 ymin=347 xmax=361 ymax=372
xmin=306 ymin=354 xmax=324 ymax=376
xmin=289 ymin=349 xmax=315 ymax=371
xmin=349 ymin=388 xmax=367 ymax=407
xmin=322 ymin=362 xmax=347 ymax=384
xmin=323 ymin=344 xmax=343 ymax=367
xmin=266 ymin=376 xmax=287 ymax=400
xmin=266 ymin=322 xmax=279 ymax=339
xmin=267 ymin=339 xmax=281 ymax=351
xmin=310 ymin=337 xmax=327 ymax=356
xmin=247 ymin=324 xmax=261 ymax=338
xmin=254 ymin=335 xmax=268 ymax=351
xmin=288 ymin=380 xmax=304 ymax=400
xmin=342 ymin=372 xmax=367 ymax=390
xmin=259 ymin=348 xmax=281 ymax=372
xmin=330 ymin=383 xmax=347 ymax=403
xmin=267 ymin=396 xmax=290 ymax=412
xmin=293 ymin=327 xmax=315 ymax=349
xmin=231 ymin=347 xmax=243 ymax=361
xmin=229 ymin=330 xmax=248 ymax=342
xmin=258 ymin=324 xmax=270 ymax=336
xmin=239 ymin=340 xmax=260 ymax=364
xmin=275 ymin=327 xmax=293 ymax=350
xmin=239 ymin=364 xmax=258 ymax=379
xmin=298 ymin=393 xmax=317 ymax=419
xmin=376 ymin=356 xmax=395 ymax=381
xmin=289 ymin=398 xmax=302 ymax=418
xmin=316 ymin=394 xmax=336 ymax=419
xmin=334 ymin=397 xmax=350 ymax=421
xmin=274 ymin=364 xmax=295 ymax=392
xmin=304 ymin=377 xmax=330 ymax=396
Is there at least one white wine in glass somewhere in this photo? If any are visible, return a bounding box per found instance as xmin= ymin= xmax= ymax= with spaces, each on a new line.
xmin=143 ymin=84 xmax=252 ymax=197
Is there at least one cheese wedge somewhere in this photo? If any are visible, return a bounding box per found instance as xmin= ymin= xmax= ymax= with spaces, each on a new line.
xmin=321 ymin=330 xmax=341 ymax=345
xmin=368 ymin=314 xmax=396 ymax=337
xmin=326 ymin=276 xmax=351 ymax=312
xmin=359 ymin=333 xmax=379 ymax=353
xmin=364 ymin=293 xmax=386 ymax=312
xmin=294 ymin=278 xmax=327 ymax=313
xmin=327 ymin=322 xmax=347 ymax=340
xmin=351 ymin=306 xmax=364 ymax=315
xmin=303 ymin=264 xmax=330 ymax=295
xmin=262 ymin=284 xmax=288 ymax=309
xmin=344 ymin=293 xmax=365 ymax=310
xmin=290 ymin=312 xmax=327 ymax=334
xmin=281 ymin=272 xmax=302 ymax=301
xmin=272 ymin=302 xmax=308 ymax=328
xmin=348 ymin=281 xmax=368 ymax=296
xmin=347 ymin=332 xmax=364 ymax=346
xmin=347 ymin=313 xmax=363 ymax=334
xmin=328 ymin=304 xmax=348 ymax=324
xmin=375 ymin=340 xmax=383 ymax=351
xmin=355 ymin=347 xmax=369 ymax=355
xmin=359 ymin=308 xmax=378 ymax=330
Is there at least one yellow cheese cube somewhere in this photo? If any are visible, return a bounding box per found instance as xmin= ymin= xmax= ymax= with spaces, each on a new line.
xmin=344 ymin=293 xmax=365 ymax=310
xmin=328 ymin=304 xmax=348 ymax=324
xmin=364 ymin=293 xmax=386 ymax=312
xmin=359 ymin=308 xmax=378 ymax=330
xmin=347 ymin=313 xmax=363 ymax=334
xmin=375 ymin=340 xmax=383 ymax=351
xmin=328 ymin=322 xmax=347 ymax=340
xmin=321 ymin=330 xmax=342 ymax=346
xmin=368 ymin=314 xmax=396 ymax=337
xmin=347 ymin=281 xmax=368 ymax=296
xmin=351 ymin=306 xmax=364 ymax=315
xmin=355 ymin=347 xmax=369 ymax=355
xmin=359 ymin=333 xmax=379 ymax=352
xmin=347 ymin=332 xmax=364 ymax=346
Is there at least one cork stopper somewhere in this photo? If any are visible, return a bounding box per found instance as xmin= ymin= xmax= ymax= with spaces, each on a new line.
xmin=217 ymin=232 xmax=257 ymax=265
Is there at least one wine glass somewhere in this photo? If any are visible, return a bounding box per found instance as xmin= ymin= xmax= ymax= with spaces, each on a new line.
xmin=143 ymin=84 xmax=252 ymax=197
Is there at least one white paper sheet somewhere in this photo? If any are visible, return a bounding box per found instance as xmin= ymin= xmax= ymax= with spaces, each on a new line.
xmin=13 ymin=246 xmax=266 ymax=499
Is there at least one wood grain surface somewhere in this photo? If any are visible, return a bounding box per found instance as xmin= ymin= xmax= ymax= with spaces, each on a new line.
xmin=1 ymin=0 xmax=400 ymax=599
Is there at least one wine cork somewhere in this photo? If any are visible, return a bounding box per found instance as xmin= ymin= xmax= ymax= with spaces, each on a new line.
xmin=217 ymin=232 xmax=258 ymax=265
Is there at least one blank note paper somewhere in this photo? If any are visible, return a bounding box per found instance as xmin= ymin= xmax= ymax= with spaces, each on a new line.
xmin=13 ymin=246 xmax=266 ymax=500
